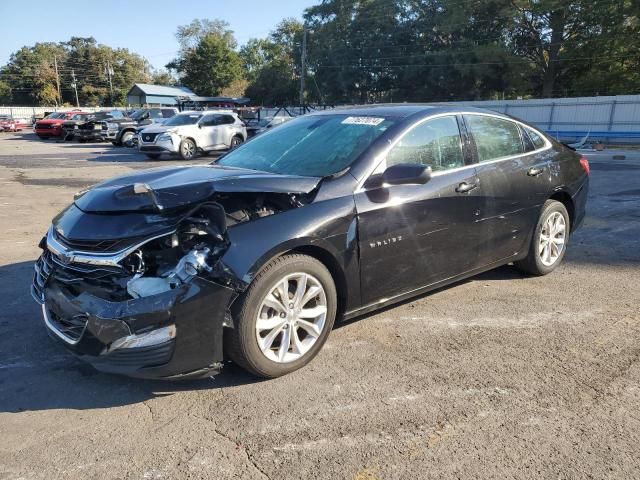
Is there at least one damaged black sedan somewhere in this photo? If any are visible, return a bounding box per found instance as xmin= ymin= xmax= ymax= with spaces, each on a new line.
xmin=32 ymin=105 xmax=589 ymax=379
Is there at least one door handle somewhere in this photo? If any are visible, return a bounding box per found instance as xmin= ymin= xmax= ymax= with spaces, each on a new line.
xmin=527 ymin=167 xmax=544 ymax=177
xmin=455 ymin=182 xmax=478 ymax=193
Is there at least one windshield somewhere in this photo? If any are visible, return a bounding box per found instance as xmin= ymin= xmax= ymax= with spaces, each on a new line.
xmin=164 ymin=113 xmax=202 ymax=126
xmin=218 ymin=114 xmax=396 ymax=177
xmin=130 ymin=110 xmax=148 ymax=120
xmin=46 ymin=113 xmax=66 ymax=119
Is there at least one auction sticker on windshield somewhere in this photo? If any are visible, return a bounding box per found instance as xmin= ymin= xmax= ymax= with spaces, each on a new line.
xmin=341 ymin=116 xmax=385 ymax=126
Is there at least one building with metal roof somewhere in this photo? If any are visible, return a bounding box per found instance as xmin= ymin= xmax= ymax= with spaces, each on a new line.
xmin=126 ymin=84 xmax=196 ymax=106
xmin=127 ymin=84 xmax=250 ymax=108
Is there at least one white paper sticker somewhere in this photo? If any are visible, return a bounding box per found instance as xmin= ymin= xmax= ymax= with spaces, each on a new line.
xmin=341 ymin=116 xmax=385 ymax=126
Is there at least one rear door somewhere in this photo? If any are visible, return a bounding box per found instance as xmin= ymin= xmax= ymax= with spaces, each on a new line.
xmin=463 ymin=114 xmax=551 ymax=265
xmin=355 ymin=115 xmax=482 ymax=305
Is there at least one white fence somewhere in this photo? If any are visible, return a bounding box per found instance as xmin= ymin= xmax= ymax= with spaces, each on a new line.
xmin=0 ymin=106 xmax=126 ymax=123
xmin=3 ymin=94 xmax=640 ymax=143
xmin=450 ymin=94 xmax=640 ymax=143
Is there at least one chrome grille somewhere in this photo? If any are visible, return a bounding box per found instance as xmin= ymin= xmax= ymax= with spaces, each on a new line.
xmin=47 ymin=309 xmax=88 ymax=342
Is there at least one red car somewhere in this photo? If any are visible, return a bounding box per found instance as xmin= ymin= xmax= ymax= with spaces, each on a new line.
xmin=0 ymin=115 xmax=29 ymax=132
xmin=34 ymin=112 xmax=86 ymax=138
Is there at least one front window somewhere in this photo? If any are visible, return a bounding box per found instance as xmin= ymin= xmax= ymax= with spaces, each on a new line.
xmin=46 ymin=113 xmax=66 ymax=119
xmin=384 ymin=116 xmax=465 ymax=172
xmin=218 ymin=114 xmax=396 ymax=177
xmin=164 ymin=114 xmax=202 ymax=126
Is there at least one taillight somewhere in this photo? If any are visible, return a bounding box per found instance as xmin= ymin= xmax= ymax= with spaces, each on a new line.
xmin=579 ymin=157 xmax=590 ymax=175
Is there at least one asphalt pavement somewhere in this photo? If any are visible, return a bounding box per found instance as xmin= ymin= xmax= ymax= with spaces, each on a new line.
xmin=1 ymin=132 xmax=639 ymax=479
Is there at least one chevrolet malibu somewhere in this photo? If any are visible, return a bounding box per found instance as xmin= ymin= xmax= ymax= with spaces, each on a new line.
xmin=32 ymin=105 xmax=589 ymax=379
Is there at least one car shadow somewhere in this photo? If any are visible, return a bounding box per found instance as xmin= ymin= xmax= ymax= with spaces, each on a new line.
xmin=0 ymin=261 xmax=263 ymax=413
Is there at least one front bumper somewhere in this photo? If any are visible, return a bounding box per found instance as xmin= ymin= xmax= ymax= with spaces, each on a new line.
xmin=32 ymin=252 xmax=236 ymax=379
xmin=139 ymin=136 xmax=179 ymax=154
xmin=35 ymin=127 xmax=63 ymax=137
xmin=74 ymin=129 xmax=106 ymax=141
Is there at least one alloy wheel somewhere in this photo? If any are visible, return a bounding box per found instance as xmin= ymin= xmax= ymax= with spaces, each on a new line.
xmin=255 ymin=272 xmax=327 ymax=363
xmin=539 ymin=211 xmax=566 ymax=266
xmin=182 ymin=140 xmax=195 ymax=158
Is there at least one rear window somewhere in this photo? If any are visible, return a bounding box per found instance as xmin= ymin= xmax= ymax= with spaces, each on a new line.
xmin=464 ymin=115 xmax=524 ymax=162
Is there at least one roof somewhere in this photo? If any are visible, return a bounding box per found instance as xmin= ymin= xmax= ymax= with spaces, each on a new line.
xmin=127 ymin=83 xmax=195 ymax=97
xmin=314 ymin=104 xmax=504 ymax=118
xmin=187 ymin=96 xmax=250 ymax=105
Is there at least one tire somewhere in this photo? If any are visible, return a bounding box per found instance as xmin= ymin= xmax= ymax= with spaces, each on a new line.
xmin=179 ymin=138 xmax=197 ymax=160
xmin=230 ymin=135 xmax=244 ymax=149
xmin=78 ymin=138 xmax=86 ymax=143
xmin=120 ymin=131 xmax=134 ymax=148
xmin=226 ymin=254 xmax=337 ymax=378
xmin=515 ymin=200 xmax=570 ymax=276
xmin=145 ymin=154 xmax=161 ymax=160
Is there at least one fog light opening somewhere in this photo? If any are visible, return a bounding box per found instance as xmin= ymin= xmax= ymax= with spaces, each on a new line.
xmin=104 ymin=325 xmax=176 ymax=354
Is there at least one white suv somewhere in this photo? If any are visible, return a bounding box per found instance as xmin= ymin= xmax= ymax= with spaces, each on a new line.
xmin=138 ymin=110 xmax=247 ymax=160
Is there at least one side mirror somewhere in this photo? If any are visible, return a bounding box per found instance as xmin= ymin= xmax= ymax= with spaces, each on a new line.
xmin=382 ymin=163 xmax=432 ymax=186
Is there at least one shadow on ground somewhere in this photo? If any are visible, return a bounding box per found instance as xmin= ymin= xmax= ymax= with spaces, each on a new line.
xmin=0 ymin=261 xmax=263 ymax=413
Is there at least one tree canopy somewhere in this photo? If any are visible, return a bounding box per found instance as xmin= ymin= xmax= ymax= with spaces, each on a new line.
xmin=1 ymin=3 xmax=639 ymax=106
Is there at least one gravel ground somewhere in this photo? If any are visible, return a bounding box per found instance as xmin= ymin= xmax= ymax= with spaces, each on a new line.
xmin=0 ymin=132 xmax=639 ymax=480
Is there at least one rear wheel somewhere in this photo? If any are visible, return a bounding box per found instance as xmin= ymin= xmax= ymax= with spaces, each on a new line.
xmin=145 ymin=153 xmax=161 ymax=160
xmin=515 ymin=200 xmax=570 ymax=276
xmin=179 ymin=138 xmax=197 ymax=160
xmin=226 ymin=254 xmax=337 ymax=378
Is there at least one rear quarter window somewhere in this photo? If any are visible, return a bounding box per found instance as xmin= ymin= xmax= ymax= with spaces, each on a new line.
xmin=526 ymin=127 xmax=547 ymax=150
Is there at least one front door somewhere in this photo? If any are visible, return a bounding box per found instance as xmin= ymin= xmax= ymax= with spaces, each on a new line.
xmin=355 ymin=115 xmax=482 ymax=306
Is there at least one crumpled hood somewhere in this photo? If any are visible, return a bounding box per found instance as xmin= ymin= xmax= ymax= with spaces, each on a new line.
xmin=74 ymin=165 xmax=321 ymax=213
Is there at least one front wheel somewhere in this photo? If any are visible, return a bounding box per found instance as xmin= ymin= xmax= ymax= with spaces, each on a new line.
xmin=230 ymin=135 xmax=244 ymax=149
xmin=226 ymin=254 xmax=337 ymax=378
xmin=179 ymin=138 xmax=197 ymax=160
xmin=120 ymin=131 xmax=134 ymax=147
xmin=515 ymin=200 xmax=570 ymax=276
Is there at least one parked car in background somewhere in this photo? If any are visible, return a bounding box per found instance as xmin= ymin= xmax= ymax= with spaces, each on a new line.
xmin=245 ymin=116 xmax=293 ymax=138
xmin=60 ymin=113 xmax=91 ymax=140
xmin=138 ymin=110 xmax=246 ymax=160
xmin=109 ymin=108 xmax=178 ymax=147
xmin=0 ymin=115 xmax=28 ymax=132
xmin=69 ymin=110 xmax=128 ymax=142
xmin=32 ymin=105 xmax=588 ymax=379
xmin=34 ymin=111 xmax=87 ymax=139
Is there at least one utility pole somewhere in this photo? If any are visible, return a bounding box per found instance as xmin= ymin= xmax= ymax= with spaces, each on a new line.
xmin=299 ymin=26 xmax=307 ymax=114
xmin=53 ymin=56 xmax=62 ymax=105
xmin=105 ymin=61 xmax=114 ymax=106
xmin=71 ymin=69 xmax=79 ymax=107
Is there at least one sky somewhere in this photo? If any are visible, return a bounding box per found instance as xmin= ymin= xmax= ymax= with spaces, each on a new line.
xmin=0 ymin=0 xmax=317 ymax=69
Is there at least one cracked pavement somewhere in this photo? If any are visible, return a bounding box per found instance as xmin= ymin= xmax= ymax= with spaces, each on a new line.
xmin=0 ymin=133 xmax=639 ymax=479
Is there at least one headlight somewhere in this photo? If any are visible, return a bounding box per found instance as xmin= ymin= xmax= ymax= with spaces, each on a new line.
xmin=158 ymin=133 xmax=173 ymax=142
xmin=106 ymin=122 xmax=117 ymax=129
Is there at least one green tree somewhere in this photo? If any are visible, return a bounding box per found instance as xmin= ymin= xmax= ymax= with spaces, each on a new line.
xmin=243 ymin=19 xmax=304 ymax=105
xmin=167 ymin=19 xmax=243 ymax=96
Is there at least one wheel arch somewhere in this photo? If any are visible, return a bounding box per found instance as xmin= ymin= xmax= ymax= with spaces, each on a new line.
xmin=549 ymin=190 xmax=575 ymax=231
xmin=288 ymin=244 xmax=348 ymax=318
